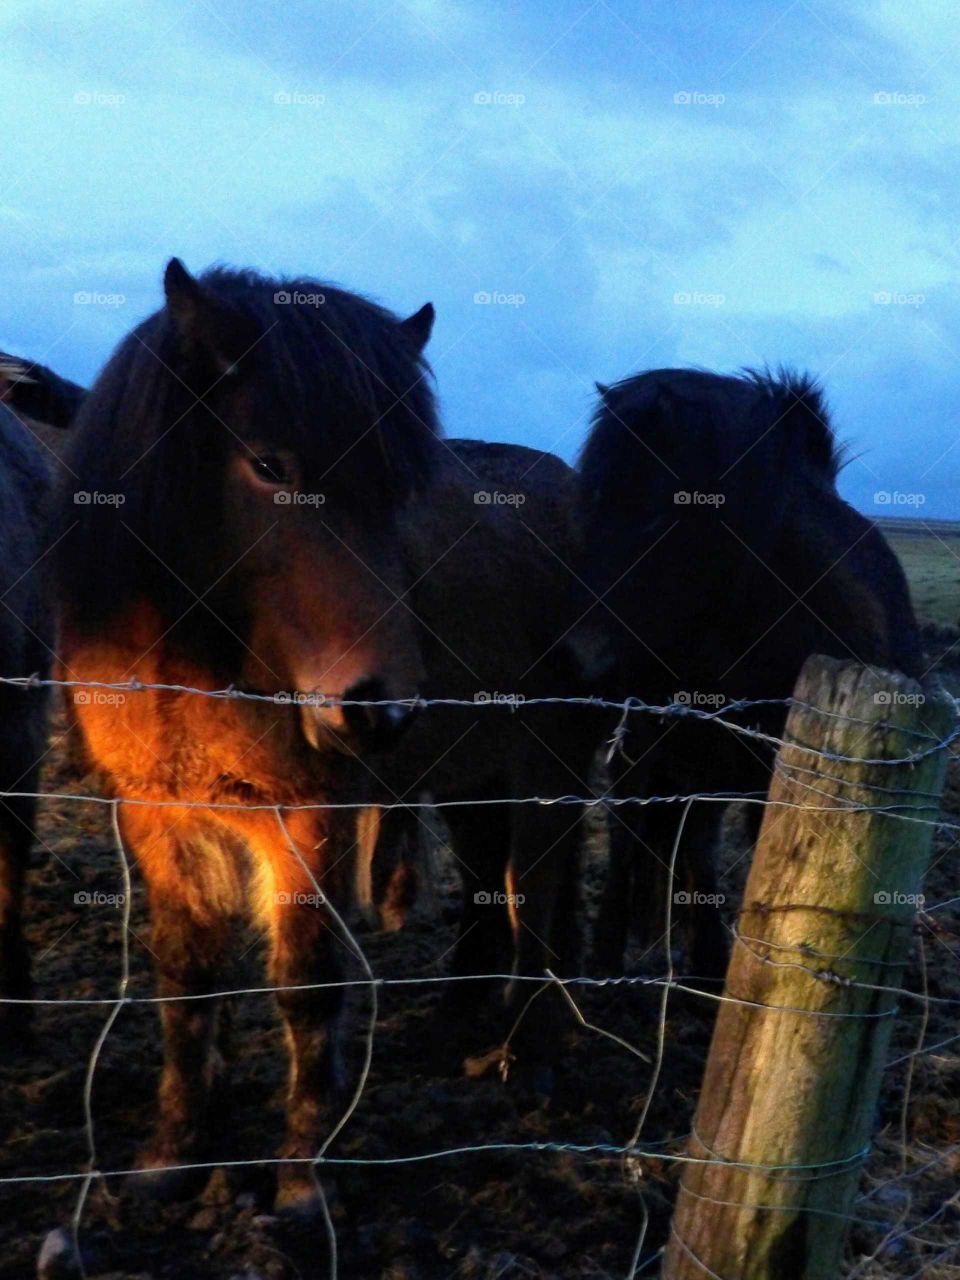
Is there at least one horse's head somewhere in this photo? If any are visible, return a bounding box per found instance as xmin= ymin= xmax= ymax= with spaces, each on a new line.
xmin=0 ymin=353 xmax=86 ymax=430
xmin=59 ymin=258 xmax=441 ymax=755
xmin=573 ymin=369 xmax=829 ymax=685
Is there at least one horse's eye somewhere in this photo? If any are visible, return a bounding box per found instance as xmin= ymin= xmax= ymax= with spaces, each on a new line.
xmin=254 ymin=455 xmax=292 ymax=483
xmin=241 ymin=448 xmax=300 ymax=489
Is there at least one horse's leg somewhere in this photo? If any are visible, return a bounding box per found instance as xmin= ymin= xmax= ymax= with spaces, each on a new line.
xmin=743 ymin=797 xmax=764 ymax=847
xmin=356 ymin=803 xmax=428 ymax=932
xmin=0 ymin=716 xmax=42 ymax=1048
xmin=353 ymin=805 xmax=382 ymax=929
xmin=258 ymin=807 xmax=350 ymax=1216
xmin=0 ymin=798 xmax=33 ymax=1046
xmin=593 ymin=781 xmax=686 ymax=975
xmin=491 ymin=706 xmax=599 ymax=1086
xmin=629 ymin=799 xmax=686 ymax=954
xmin=595 ymin=731 xmax=671 ymax=972
xmin=373 ymin=805 xmax=422 ymax=933
xmin=502 ymin=796 xmax=584 ymax=1087
xmin=552 ymin=826 xmax=582 ymax=972
xmin=124 ymin=807 xmax=235 ymax=1200
xmin=593 ymin=784 xmax=645 ymax=973
xmin=442 ymin=790 xmax=512 ymax=1002
xmin=675 ymin=800 xmax=728 ymax=983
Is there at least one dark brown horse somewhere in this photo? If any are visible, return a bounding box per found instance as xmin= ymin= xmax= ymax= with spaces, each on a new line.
xmin=573 ymin=367 xmax=921 ymax=977
xmin=54 ymin=261 xmax=597 ymax=1212
xmin=0 ymin=352 xmax=85 ymax=431
xmin=0 ymin=355 xmax=435 ymax=938
xmin=0 ymin=355 xmax=73 ymax=1042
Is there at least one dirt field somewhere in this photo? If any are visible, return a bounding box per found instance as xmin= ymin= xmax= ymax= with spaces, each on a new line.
xmin=2 ymin=508 xmax=958 ymax=1280
xmin=2 ymin=657 xmax=959 ymax=1280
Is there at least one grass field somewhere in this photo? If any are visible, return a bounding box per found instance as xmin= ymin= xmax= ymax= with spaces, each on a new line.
xmin=880 ymin=519 xmax=960 ymax=627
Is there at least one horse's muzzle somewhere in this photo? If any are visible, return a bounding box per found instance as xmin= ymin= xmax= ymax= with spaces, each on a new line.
xmin=300 ymin=677 xmax=420 ymax=755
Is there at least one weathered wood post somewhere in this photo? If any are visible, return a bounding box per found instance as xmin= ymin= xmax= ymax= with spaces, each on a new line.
xmin=662 ymin=656 xmax=955 ymax=1280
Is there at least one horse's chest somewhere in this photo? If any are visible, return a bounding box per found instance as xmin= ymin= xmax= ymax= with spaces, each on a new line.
xmin=73 ymin=691 xmax=237 ymax=797
xmin=59 ymin=630 xmax=279 ymax=800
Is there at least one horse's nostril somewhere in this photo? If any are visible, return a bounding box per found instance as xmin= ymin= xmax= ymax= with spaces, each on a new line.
xmin=383 ymin=703 xmax=412 ymax=730
xmin=344 ymin=676 xmax=388 ymax=711
xmin=342 ymin=678 xmax=418 ymax=751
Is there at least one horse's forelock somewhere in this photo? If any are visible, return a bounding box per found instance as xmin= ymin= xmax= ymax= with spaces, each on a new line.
xmin=57 ymin=269 xmax=443 ymax=630
xmin=581 ymin=365 xmax=841 ymax=499
xmin=77 ymin=271 xmax=441 ymax=491
xmin=199 ymin=270 xmax=442 ymax=492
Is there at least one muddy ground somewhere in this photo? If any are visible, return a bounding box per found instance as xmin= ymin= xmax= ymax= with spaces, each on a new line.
xmin=2 ymin=679 xmax=959 ymax=1280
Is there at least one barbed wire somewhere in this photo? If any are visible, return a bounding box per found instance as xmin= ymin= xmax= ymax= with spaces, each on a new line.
xmin=1 ymin=676 xmax=957 ymax=1278
xmin=2 ymin=672 xmax=956 ymax=762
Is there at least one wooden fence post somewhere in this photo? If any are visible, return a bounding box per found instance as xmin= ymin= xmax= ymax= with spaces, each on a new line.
xmin=661 ymin=656 xmax=956 ymax=1280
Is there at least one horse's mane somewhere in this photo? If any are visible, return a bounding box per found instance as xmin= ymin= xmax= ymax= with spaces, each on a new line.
xmin=741 ymin=365 xmax=841 ymax=482
xmin=0 ymin=403 xmax=51 ymax=517
xmin=56 ymin=267 xmax=442 ymax=629
xmin=579 ymin=365 xmax=842 ymax=498
xmin=0 ymin=351 xmax=86 ymax=429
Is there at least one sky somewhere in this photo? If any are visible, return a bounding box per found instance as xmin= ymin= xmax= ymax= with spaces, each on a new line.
xmin=1 ymin=0 xmax=957 ymax=514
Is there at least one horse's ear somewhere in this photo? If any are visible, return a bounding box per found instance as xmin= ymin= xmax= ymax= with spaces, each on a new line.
xmin=398 ymin=302 xmax=435 ymax=353
xmin=0 ymin=355 xmax=36 ymax=406
xmin=163 ymin=257 xmax=260 ymax=381
xmin=0 ymin=354 xmax=85 ymax=428
xmin=595 ymin=381 xmax=609 ymax=399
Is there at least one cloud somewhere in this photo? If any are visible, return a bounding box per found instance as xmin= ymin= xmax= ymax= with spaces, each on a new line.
xmin=0 ymin=0 xmax=956 ymax=512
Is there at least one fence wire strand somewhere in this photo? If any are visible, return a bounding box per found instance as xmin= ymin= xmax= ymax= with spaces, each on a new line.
xmin=1 ymin=674 xmax=958 ymax=1278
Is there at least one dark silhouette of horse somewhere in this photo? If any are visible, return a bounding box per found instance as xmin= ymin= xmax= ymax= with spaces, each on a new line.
xmin=0 ymin=352 xmax=86 ymax=430
xmin=54 ymin=260 xmax=596 ymax=1213
xmin=573 ymin=367 xmax=922 ymax=977
xmin=0 ymin=359 xmax=66 ymax=1042
xmin=0 ymin=354 xmax=435 ymax=937
xmin=353 ymin=794 xmax=440 ymax=932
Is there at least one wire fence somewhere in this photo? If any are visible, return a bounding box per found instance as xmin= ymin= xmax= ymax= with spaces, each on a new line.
xmin=2 ymin=675 xmax=959 ymax=1279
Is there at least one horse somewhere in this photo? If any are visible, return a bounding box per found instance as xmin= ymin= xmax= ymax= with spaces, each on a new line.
xmin=572 ymin=367 xmax=922 ymax=977
xmin=1 ymin=352 xmax=436 ymax=937
xmin=0 ymin=352 xmax=86 ymax=430
xmin=0 ymin=357 xmax=69 ymax=1043
xmin=353 ymin=794 xmax=440 ymax=932
xmin=53 ymin=259 xmax=598 ymax=1212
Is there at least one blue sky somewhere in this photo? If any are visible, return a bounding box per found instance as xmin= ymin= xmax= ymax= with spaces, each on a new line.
xmin=1 ymin=0 xmax=957 ymax=514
